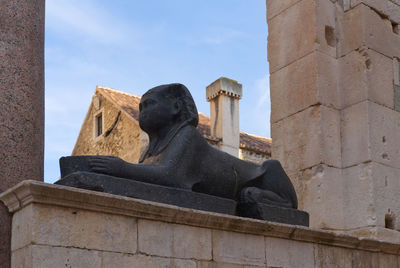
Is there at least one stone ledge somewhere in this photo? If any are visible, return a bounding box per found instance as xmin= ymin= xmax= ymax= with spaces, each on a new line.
xmin=1 ymin=180 xmax=400 ymax=255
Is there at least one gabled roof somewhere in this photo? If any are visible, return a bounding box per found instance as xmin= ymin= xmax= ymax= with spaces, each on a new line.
xmin=97 ymin=86 xmax=271 ymax=156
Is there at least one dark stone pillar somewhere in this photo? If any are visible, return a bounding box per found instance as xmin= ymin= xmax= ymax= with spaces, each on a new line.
xmin=0 ymin=0 xmax=45 ymax=266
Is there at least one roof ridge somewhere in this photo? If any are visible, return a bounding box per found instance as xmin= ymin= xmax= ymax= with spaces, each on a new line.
xmin=240 ymin=131 xmax=271 ymax=141
xmin=97 ymin=85 xmax=141 ymax=98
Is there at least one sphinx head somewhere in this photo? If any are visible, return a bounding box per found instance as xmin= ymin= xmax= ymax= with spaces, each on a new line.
xmin=139 ymin=83 xmax=199 ymax=134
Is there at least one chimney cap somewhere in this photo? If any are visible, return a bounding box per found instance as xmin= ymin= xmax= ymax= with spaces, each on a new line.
xmin=206 ymin=77 xmax=242 ymax=101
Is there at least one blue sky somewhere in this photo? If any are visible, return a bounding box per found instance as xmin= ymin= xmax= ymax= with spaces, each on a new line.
xmin=45 ymin=0 xmax=270 ymax=183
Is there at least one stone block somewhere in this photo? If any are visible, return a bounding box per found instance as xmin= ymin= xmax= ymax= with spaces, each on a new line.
xmin=314 ymin=245 xmax=353 ymax=267
xmin=197 ymin=261 xmax=247 ymax=268
xmin=268 ymin=0 xmax=337 ymax=72
xmin=315 ymin=0 xmax=338 ymax=57
xmin=11 ymin=246 xmax=31 ymax=268
xmin=11 ymin=205 xmax=33 ymax=251
xmin=351 ymin=0 xmax=388 ymax=16
xmin=339 ymin=49 xmax=394 ymax=109
xmin=351 ymin=0 xmax=400 ymax=24
xmin=300 ymin=165 xmax=345 ymax=229
xmin=341 ymin=101 xmax=400 ymax=169
xmin=272 ymin=105 xmax=341 ymax=173
xmin=102 ymin=252 xmax=196 ymax=268
xmin=395 ymin=85 xmax=400 ymax=111
xmin=266 ymin=0 xmax=302 ymax=21
xmin=212 ymin=230 xmax=265 ymax=266
xmin=347 ymin=226 xmax=400 ymax=243
xmin=338 ymin=4 xmax=400 ymax=59
xmin=265 ymin=237 xmax=315 ymax=268
xmin=388 ymin=0 xmax=400 ymax=24
xmin=138 ymin=220 xmax=212 ymax=260
xmin=392 ymin=0 xmax=400 ymax=6
xmin=342 ymin=162 xmax=400 ymax=230
xmin=352 ymin=250 xmax=379 ymax=268
xmin=12 ymin=245 xmax=102 ymax=268
xmin=379 ymin=253 xmax=399 ymax=267
xmin=20 ymin=204 xmax=137 ymax=253
xmin=394 ymin=58 xmax=400 ymax=86
xmin=270 ymin=52 xmax=339 ymax=123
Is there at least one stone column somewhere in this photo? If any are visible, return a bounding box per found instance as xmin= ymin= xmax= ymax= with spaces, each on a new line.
xmin=267 ymin=0 xmax=400 ymax=241
xmin=206 ymin=77 xmax=242 ymax=157
xmin=0 ymin=0 xmax=45 ymax=267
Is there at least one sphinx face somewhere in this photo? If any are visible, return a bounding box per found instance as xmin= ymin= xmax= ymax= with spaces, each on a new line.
xmin=139 ymin=91 xmax=176 ymax=134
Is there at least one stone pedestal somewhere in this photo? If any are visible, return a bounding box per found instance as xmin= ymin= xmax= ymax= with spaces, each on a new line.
xmin=0 ymin=1 xmax=45 ymax=267
xmin=267 ymin=0 xmax=400 ymax=240
xmin=1 ymin=181 xmax=400 ymax=267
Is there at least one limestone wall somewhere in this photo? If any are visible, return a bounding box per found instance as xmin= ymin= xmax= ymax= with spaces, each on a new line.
xmin=267 ymin=0 xmax=400 ymax=240
xmin=72 ymin=91 xmax=147 ymax=163
xmin=1 ymin=181 xmax=400 ymax=268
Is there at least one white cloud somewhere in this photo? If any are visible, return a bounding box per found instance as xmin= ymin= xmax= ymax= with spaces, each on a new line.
xmin=187 ymin=27 xmax=246 ymax=45
xmin=46 ymin=0 xmax=128 ymax=44
xmin=255 ymin=75 xmax=270 ymax=109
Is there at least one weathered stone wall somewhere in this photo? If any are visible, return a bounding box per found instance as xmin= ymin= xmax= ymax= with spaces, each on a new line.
xmin=72 ymin=91 xmax=147 ymax=163
xmin=2 ymin=181 xmax=400 ymax=268
xmin=239 ymin=149 xmax=269 ymax=165
xmin=267 ymin=0 xmax=400 ymax=240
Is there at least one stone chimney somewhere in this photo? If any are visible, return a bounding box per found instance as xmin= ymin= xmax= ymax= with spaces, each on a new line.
xmin=206 ymin=77 xmax=242 ymax=157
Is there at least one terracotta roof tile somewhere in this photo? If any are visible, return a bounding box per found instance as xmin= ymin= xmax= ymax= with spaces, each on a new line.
xmin=97 ymin=86 xmax=141 ymax=121
xmin=98 ymin=86 xmax=271 ymax=155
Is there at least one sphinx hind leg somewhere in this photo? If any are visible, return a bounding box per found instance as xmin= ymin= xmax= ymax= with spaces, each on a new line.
xmin=239 ymin=186 xmax=293 ymax=208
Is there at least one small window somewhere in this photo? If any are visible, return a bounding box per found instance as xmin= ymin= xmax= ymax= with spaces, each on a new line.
xmin=95 ymin=112 xmax=103 ymax=137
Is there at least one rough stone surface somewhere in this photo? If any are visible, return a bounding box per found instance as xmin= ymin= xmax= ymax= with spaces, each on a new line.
xmin=0 ymin=203 xmax=11 ymax=268
xmin=270 ymin=52 xmax=339 ymax=123
xmin=268 ymin=0 xmax=337 ymax=73
xmin=138 ymin=219 xmax=212 ymax=260
xmin=352 ymin=250 xmax=379 ymax=268
xmin=348 ymin=226 xmax=400 ymax=243
xmin=299 ymin=165 xmax=345 ymax=229
xmin=56 ymin=171 xmax=237 ymax=216
xmin=0 ymin=1 xmax=45 ymax=267
xmin=266 ymin=0 xmax=302 ymax=21
xmin=212 ymin=230 xmax=265 ymax=266
xmin=272 ymin=105 xmax=341 ymax=173
xmin=268 ymin=0 xmax=400 ymax=239
xmin=314 ymin=245 xmax=353 ymax=267
xmin=394 ymin=58 xmax=400 ymax=86
xmin=0 ymin=0 xmax=45 ymax=188
xmin=3 ymin=181 xmax=400 ymax=267
xmin=338 ymin=3 xmax=400 ymax=59
xmin=342 ymin=162 xmax=400 ymax=231
xmin=339 ymin=48 xmax=394 ymax=109
xmin=351 ymin=0 xmax=400 ymax=24
xmin=341 ymin=101 xmax=400 ymax=169
xmin=33 ymin=245 xmax=101 ymax=268
xmin=11 ymin=203 xmax=137 ymax=253
xmin=395 ymin=85 xmax=400 ymax=111
xmin=102 ymin=252 xmax=197 ymax=268
xmin=197 ymin=262 xmax=263 ymax=268
xmin=12 ymin=245 xmax=103 ymax=268
xmin=265 ymin=238 xmax=315 ymax=268
xmin=268 ymin=0 xmax=317 ymax=72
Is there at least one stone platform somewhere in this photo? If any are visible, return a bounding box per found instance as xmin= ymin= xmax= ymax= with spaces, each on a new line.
xmin=1 ymin=181 xmax=400 ymax=268
xmin=55 ymin=171 xmax=308 ymax=226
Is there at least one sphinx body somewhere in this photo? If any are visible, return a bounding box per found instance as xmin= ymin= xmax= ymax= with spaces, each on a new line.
xmin=88 ymin=83 xmax=298 ymax=209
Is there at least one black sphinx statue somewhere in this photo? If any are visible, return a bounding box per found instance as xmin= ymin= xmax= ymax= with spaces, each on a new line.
xmin=56 ymin=83 xmax=309 ymax=226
